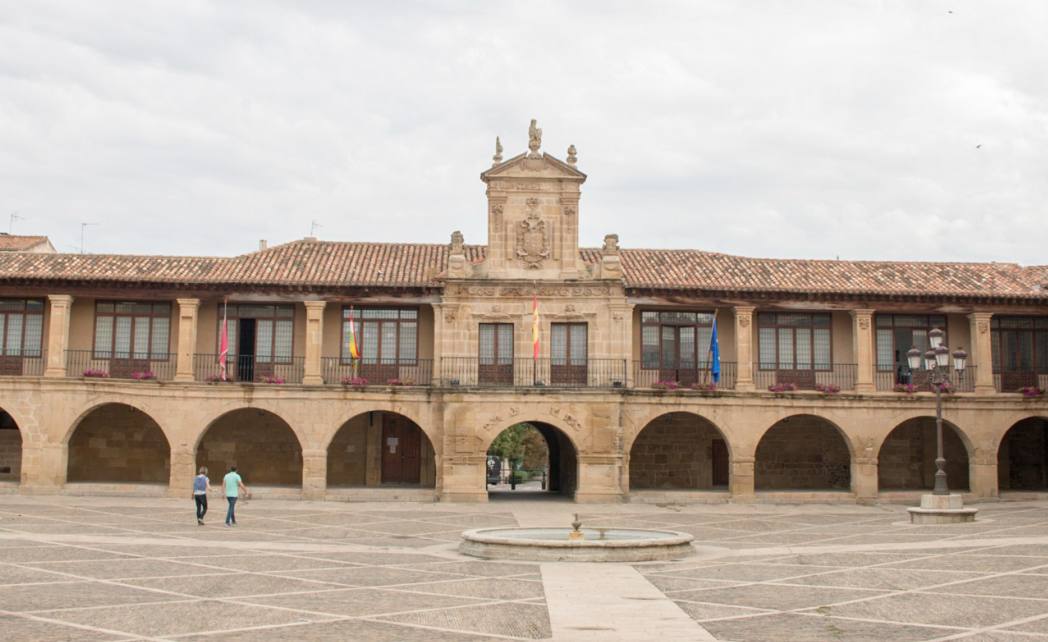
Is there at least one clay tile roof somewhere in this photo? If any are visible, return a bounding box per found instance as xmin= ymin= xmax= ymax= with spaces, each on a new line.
xmin=0 ymin=235 xmax=53 ymax=252
xmin=0 ymin=239 xmax=1043 ymax=300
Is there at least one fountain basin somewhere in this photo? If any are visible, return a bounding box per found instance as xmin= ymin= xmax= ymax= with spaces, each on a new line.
xmin=460 ymin=527 xmax=695 ymax=562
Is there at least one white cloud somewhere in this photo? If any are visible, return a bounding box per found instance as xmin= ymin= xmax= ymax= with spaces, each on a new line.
xmin=1 ymin=0 xmax=1045 ymax=264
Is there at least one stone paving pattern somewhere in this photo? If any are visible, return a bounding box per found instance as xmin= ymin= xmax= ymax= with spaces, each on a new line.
xmin=0 ymin=496 xmax=1045 ymax=640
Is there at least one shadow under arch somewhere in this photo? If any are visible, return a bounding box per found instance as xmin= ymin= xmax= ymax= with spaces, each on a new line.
xmin=0 ymin=408 xmax=22 ymax=483
xmin=754 ymin=414 xmax=852 ymax=491
xmin=997 ymin=416 xmax=1048 ymax=491
xmin=327 ymin=410 xmax=436 ymax=488
xmin=196 ymin=407 xmax=302 ymax=487
xmin=878 ymin=416 xmax=971 ymax=491
xmin=484 ymin=420 xmax=579 ymax=499
xmin=67 ymin=402 xmax=170 ymax=484
xmin=628 ymin=411 xmax=731 ymax=491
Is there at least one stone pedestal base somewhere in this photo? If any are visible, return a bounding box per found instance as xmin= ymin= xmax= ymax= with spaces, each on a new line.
xmin=907 ymin=493 xmax=978 ymax=524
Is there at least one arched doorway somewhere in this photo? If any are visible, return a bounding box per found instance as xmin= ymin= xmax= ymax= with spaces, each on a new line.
xmin=629 ymin=412 xmax=729 ymax=491
xmin=68 ymin=404 xmax=170 ymax=483
xmin=327 ymin=411 xmax=436 ymax=488
xmin=878 ymin=417 xmax=970 ymax=491
xmin=755 ymin=415 xmax=851 ymax=490
xmin=486 ymin=422 xmax=577 ymax=498
xmin=0 ymin=409 xmax=22 ymax=483
xmin=197 ymin=409 xmax=302 ymax=487
xmin=998 ymin=417 xmax=1048 ymax=491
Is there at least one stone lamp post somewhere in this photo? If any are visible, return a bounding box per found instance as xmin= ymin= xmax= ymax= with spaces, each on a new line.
xmin=905 ymin=328 xmax=978 ymax=523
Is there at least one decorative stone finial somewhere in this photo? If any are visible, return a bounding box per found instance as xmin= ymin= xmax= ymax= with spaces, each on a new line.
xmin=528 ymin=119 xmax=542 ymax=157
xmin=602 ymin=234 xmax=620 ymax=256
xmin=567 ymin=144 xmax=577 ymax=166
xmin=492 ymin=136 xmax=503 ymax=165
xmin=449 ymin=230 xmax=465 ymax=255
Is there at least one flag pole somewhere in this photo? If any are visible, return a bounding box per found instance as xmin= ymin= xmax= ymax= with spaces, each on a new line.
xmin=219 ymin=297 xmax=228 ymax=381
xmin=704 ymin=311 xmax=715 ymax=384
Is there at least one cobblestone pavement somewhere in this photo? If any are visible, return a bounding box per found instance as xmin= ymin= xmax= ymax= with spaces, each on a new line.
xmin=0 ymin=495 xmax=1045 ymax=641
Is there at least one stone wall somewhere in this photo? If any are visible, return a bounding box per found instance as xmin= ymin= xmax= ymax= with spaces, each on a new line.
xmin=998 ymin=418 xmax=1047 ymax=490
xmin=755 ymin=416 xmax=851 ymax=490
xmin=879 ymin=418 xmax=970 ymax=491
xmin=67 ymin=404 xmax=170 ymax=483
xmin=629 ymin=413 xmax=724 ymax=490
xmin=327 ymin=414 xmax=369 ymax=486
xmin=196 ymin=409 xmax=302 ymax=486
xmin=0 ymin=427 xmax=21 ymax=481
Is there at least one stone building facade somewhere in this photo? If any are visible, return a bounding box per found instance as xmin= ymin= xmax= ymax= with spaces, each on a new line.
xmin=0 ymin=123 xmax=1045 ymax=503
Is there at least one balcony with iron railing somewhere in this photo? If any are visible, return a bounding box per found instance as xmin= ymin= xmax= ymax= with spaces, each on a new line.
xmin=754 ymin=363 xmax=858 ymax=391
xmin=0 ymin=349 xmax=46 ymax=377
xmin=322 ymin=357 xmax=433 ymax=386
xmin=633 ymin=362 xmax=737 ymax=390
xmin=66 ymin=350 xmax=176 ymax=381
xmin=440 ymin=357 xmax=628 ymax=388
xmin=875 ymin=365 xmax=977 ymax=393
xmin=192 ymin=354 xmax=304 ymax=384
xmin=993 ymin=370 xmax=1048 ymax=394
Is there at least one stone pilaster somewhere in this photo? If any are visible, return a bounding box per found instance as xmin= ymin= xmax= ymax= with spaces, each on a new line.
xmin=302 ymin=448 xmax=327 ymax=499
xmin=851 ymin=457 xmax=878 ymax=503
xmin=733 ymin=306 xmax=756 ymax=391
xmin=167 ymin=448 xmax=197 ymax=497
xmin=574 ymin=455 xmax=623 ymax=503
xmin=969 ymin=447 xmax=998 ymax=499
xmin=851 ymin=309 xmax=876 ymax=393
xmin=44 ymin=294 xmax=73 ymax=378
xmin=174 ymin=298 xmax=200 ymax=382
xmin=968 ymin=312 xmax=995 ymax=394
xmin=303 ymin=301 xmax=326 ymax=385
xmin=19 ymin=443 xmax=66 ymax=492
xmin=730 ymin=456 xmax=755 ymax=500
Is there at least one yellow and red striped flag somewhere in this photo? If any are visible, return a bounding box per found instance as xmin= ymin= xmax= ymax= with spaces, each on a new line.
xmin=347 ymin=306 xmax=360 ymax=359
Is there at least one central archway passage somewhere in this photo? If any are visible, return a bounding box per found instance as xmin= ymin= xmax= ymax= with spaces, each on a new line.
xmin=998 ymin=417 xmax=1048 ymax=491
xmin=755 ymin=415 xmax=851 ymax=491
xmin=197 ymin=409 xmax=302 ymax=487
xmin=68 ymin=403 xmax=170 ymax=483
xmin=878 ymin=417 xmax=970 ymax=491
xmin=487 ymin=422 xmax=577 ymax=499
xmin=629 ymin=412 xmax=729 ymax=491
xmin=0 ymin=409 xmax=23 ymax=483
xmin=327 ymin=411 xmax=436 ymax=488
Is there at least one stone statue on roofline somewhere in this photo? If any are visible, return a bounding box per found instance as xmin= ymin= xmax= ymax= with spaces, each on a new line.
xmin=447 ymin=230 xmax=469 ymax=279
xmin=528 ymin=119 xmax=542 ymax=157
xmin=600 ymin=233 xmax=623 ymax=279
xmin=492 ymin=137 xmax=503 ymax=165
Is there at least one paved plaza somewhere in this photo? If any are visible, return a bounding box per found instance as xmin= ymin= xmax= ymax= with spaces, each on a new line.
xmin=0 ymin=495 xmax=1046 ymax=641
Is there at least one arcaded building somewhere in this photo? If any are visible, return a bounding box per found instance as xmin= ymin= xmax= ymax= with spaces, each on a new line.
xmin=0 ymin=126 xmax=1045 ymax=503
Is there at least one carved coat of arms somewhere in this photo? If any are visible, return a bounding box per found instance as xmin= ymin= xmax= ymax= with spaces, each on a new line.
xmin=516 ymin=198 xmax=549 ymax=268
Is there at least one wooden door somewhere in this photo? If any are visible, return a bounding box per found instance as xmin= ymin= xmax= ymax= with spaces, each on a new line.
xmin=711 ymin=439 xmax=729 ymax=487
xmin=381 ymin=416 xmax=421 ymax=484
xmin=551 ymin=323 xmax=587 ymax=386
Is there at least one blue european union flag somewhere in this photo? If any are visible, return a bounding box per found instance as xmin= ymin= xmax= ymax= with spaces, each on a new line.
xmin=709 ymin=318 xmax=721 ymax=383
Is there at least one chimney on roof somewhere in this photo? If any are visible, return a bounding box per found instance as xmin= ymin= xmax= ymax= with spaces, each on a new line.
xmin=258 ymin=239 xmax=267 ymax=251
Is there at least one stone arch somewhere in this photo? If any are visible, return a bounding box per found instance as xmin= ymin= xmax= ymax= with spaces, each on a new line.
xmin=196 ymin=408 xmax=302 ymax=487
xmin=754 ymin=414 xmax=852 ymax=491
xmin=67 ymin=403 xmax=171 ymax=484
xmin=0 ymin=408 xmax=23 ymax=483
xmin=878 ymin=417 xmax=971 ymax=491
xmin=322 ymin=402 xmax=434 ymax=453
xmin=628 ymin=411 xmax=731 ymax=491
xmin=327 ymin=411 xmax=436 ymax=488
xmin=483 ymin=420 xmax=579 ymax=497
xmin=997 ymin=416 xmax=1048 ymax=491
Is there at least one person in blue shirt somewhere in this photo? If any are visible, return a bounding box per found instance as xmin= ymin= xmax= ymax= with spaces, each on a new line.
xmin=192 ymin=466 xmax=210 ymax=525
xmin=222 ymin=466 xmax=249 ymax=527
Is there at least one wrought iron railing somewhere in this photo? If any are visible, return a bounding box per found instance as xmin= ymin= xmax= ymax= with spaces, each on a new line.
xmin=994 ymin=370 xmax=1047 ymax=393
xmin=440 ymin=357 xmax=627 ymax=388
xmin=753 ymin=363 xmax=857 ymax=391
xmin=0 ymin=349 xmax=46 ymax=376
xmin=633 ymin=362 xmax=737 ymax=390
xmin=322 ymin=358 xmax=433 ymax=386
xmin=66 ymin=350 xmax=175 ymax=381
xmin=192 ymin=354 xmax=304 ymax=384
xmin=876 ymin=365 xmax=977 ymax=393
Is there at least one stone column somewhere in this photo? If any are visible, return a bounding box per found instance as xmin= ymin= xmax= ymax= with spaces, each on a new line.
xmin=19 ymin=443 xmax=66 ymax=492
xmin=302 ymin=448 xmax=327 ymax=499
xmin=174 ymin=298 xmax=200 ymax=382
xmin=733 ymin=306 xmax=756 ymax=391
xmin=968 ymin=312 xmax=995 ymax=394
xmin=851 ymin=309 xmax=876 ymax=393
xmin=574 ymin=455 xmax=624 ymax=503
xmin=969 ymin=447 xmax=998 ymax=499
xmin=730 ymin=456 xmax=755 ymax=501
xmin=303 ymin=301 xmax=326 ymax=385
xmin=167 ymin=448 xmax=197 ymax=497
xmin=44 ymin=294 xmax=74 ymax=378
xmin=851 ymin=457 xmax=879 ymax=503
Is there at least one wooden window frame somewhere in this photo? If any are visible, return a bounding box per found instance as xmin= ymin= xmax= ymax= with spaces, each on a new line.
xmin=757 ymin=312 xmax=833 ymax=372
xmin=213 ymin=303 xmax=295 ymax=364
xmin=639 ymin=310 xmax=715 ymax=371
xmin=340 ymin=306 xmax=419 ymax=365
xmin=991 ymin=316 xmax=1048 ymax=375
xmin=874 ymin=314 xmax=948 ymax=373
xmin=0 ymin=299 xmax=44 ymax=358
xmin=93 ymin=301 xmax=171 ymax=361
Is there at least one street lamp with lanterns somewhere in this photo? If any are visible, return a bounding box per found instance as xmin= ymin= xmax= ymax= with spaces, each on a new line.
xmin=906 ymin=327 xmax=967 ymax=496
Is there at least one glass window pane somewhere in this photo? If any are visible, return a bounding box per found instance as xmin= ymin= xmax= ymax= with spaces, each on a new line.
xmin=151 ymin=317 xmax=169 ymax=357
xmin=497 ymin=324 xmax=513 ymax=364
xmin=695 ymin=312 xmax=714 ymax=326
xmin=551 ymin=324 xmax=567 ymax=363
xmin=25 ymin=313 xmax=42 ymax=356
xmin=3 ymin=314 xmax=19 ymax=356
xmin=812 ymin=314 xmax=831 ymax=327
xmin=795 ymin=329 xmax=812 ymax=369
xmin=115 ymin=302 xmax=135 ymax=314
xmin=679 ymin=326 xmax=696 ymax=368
xmin=133 ymin=317 xmax=150 ymax=358
xmin=401 ymin=309 xmax=418 ymax=320
xmin=479 ymin=325 xmax=495 ymax=364
xmin=362 ymin=321 xmax=379 ymax=363
xmin=876 ymin=329 xmax=893 ymax=369
xmin=661 ymin=327 xmax=677 ymax=369
xmin=813 ymin=328 xmax=831 ymax=368
xmin=641 ymin=311 xmax=658 ymax=324
xmin=1036 ymin=331 xmax=1048 ymax=374
xmin=274 ymin=319 xmax=293 ymax=361
xmin=399 ymin=321 xmax=417 ymax=362
xmin=696 ymin=327 xmax=713 ymax=365
xmin=256 ymin=319 xmax=273 ymax=362
xmin=153 ymin=302 xmax=170 ymax=315
xmin=0 ymin=315 xmax=10 ymax=355
xmin=641 ymin=325 xmax=659 ymax=368
xmin=114 ymin=317 xmax=132 ymax=358
xmin=276 ymin=305 xmax=294 ymax=318
xmin=778 ymin=328 xmax=794 ymax=369
xmin=570 ymin=324 xmax=587 ymax=362
xmin=991 ymin=331 xmax=1000 ymax=372
xmin=381 ymin=322 xmax=397 ymax=363
xmin=95 ymin=316 xmax=113 ymax=358
xmin=97 ymin=302 xmax=113 ymax=313
xmin=758 ymin=327 xmax=776 ymax=368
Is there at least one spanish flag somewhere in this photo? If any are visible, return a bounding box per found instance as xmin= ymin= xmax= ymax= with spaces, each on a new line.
xmin=347 ymin=306 xmax=360 ymax=360
xmin=531 ymin=296 xmax=540 ymax=359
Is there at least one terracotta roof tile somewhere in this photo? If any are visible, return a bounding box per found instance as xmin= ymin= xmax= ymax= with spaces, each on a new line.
xmin=0 ymin=240 xmax=1043 ymax=300
xmin=0 ymin=235 xmax=52 ymax=251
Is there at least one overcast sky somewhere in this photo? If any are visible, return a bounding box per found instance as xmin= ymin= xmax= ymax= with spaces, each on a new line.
xmin=1 ymin=1 xmax=1046 ymax=265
